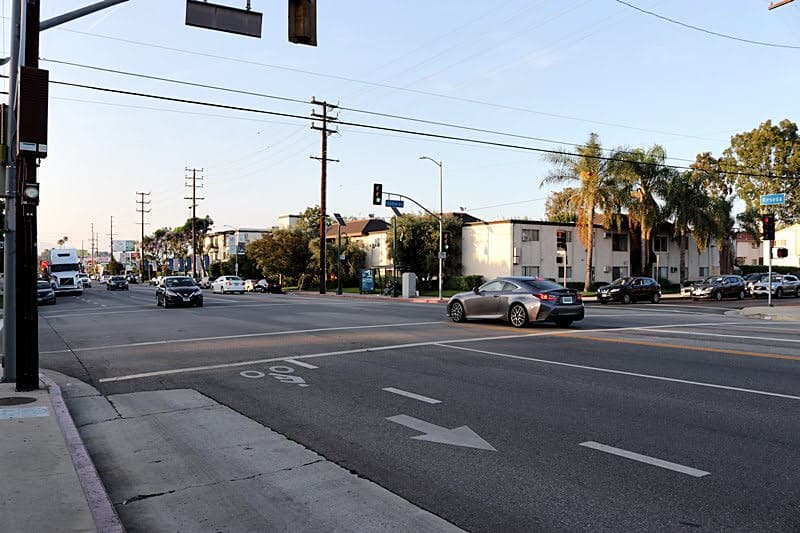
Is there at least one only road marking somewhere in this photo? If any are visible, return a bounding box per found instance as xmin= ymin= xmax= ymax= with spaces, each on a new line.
xmin=383 ymin=387 xmax=442 ymax=404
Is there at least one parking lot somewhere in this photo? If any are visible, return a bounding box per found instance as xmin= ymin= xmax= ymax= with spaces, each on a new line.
xmin=39 ymin=283 xmax=800 ymax=531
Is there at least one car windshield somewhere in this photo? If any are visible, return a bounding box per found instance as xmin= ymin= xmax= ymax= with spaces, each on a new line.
xmin=51 ymin=263 xmax=79 ymax=273
xmin=166 ymin=277 xmax=196 ymax=288
xmin=521 ymin=279 xmax=564 ymax=292
xmin=111 ymin=276 xmax=125 ymax=281
xmin=704 ymin=276 xmax=724 ymax=284
xmin=609 ymin=277 xmax=631 ymax=286
xmin=37 ymin=281 xmax=51 ymax=289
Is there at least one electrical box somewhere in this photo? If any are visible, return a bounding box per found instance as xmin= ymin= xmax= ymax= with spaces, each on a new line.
xmin=401 ymin=272 xmax=416 ymax=298
xmin=17 ymin=66 xmax=48 ymax=158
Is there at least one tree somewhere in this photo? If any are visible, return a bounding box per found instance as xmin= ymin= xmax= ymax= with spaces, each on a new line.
xmin=723 ymin=119 xmax=800 ymax=224
xmin=386 ymin=214 xmax=462 ymax=289
xmin=107 ymin=256 xmax=123 ymax=275
xmin=544 ymin=188 xmax=579 ymax=223
xmin=308 ymin=237 xmax=367 ymax=287
xmin=247 ymin=229 xmax=312 ymax=286
xmin=611 ymin=144 xmax=671 ymax=277
xmin=296 ymin=205 xmax=327 ymax=240
xmin=662 ymin=171 xmax=710 ymax=281
xmin=541 ymin=133 xmax=614 ymax=291
xmin=57 ymin=236 xmax=68 ymax=247
xmin=736 ymin=207 xmax=763 ymax=246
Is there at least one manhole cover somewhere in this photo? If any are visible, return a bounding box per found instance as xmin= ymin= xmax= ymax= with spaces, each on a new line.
xmin=0 ymin=397 xmax=36 ymax=406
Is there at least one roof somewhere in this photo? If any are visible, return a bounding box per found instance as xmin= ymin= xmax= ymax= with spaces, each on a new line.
xmin=464 ymin=219 xmax=611 ymax=229
xmin=326 ymin=218 xmax=390 ymax=238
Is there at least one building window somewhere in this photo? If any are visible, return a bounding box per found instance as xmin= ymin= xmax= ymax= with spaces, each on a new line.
xmin=656 ymin=266 xmax=668 ymax=281
xmin=521 ymin=229 xmax=539 ymax=242
xmin=611 ymin=233 xmax=628 ymax=251
xmin=653 ymin=235 xmax=669 ymax=253
xmin=557 ymin=266 xmax=572 ymax=279
xmin=699 ymin=266 xmax=709 ymax=278
xmin=612 ymin=266 xmax=627 ymax=280
xmin=563 ymin=231 xmax=572 ymax=243
xmin=522 ymin=266 xmax=539 ymax=277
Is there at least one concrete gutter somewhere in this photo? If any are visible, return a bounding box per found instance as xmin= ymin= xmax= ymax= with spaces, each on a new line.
xmin=725 ymin=306 xmax=800 ymax=321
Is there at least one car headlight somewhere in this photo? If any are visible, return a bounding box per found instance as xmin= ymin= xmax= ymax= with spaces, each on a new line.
xmin=193 ymin=290 xmax=202 ymax=296
xmin=609 ymin=288 xmax=620 ymax=293
xmin=166 ymin=290 xmax=178 ymax=297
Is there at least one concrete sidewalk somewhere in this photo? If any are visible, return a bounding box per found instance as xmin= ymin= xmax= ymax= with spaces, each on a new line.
xmin=45 ymin=371 xmax=461 ymax=532
xmin=0 ymin=376 xmax=122 ymax=533
xmin=727 ymin=305 xmax=800 ymax=321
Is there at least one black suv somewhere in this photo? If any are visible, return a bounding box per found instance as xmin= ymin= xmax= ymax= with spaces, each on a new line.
xmin=691 ymin=275 xmax=746 ymax=301
xmin=597 ymin=276 xmax=661 ymax=304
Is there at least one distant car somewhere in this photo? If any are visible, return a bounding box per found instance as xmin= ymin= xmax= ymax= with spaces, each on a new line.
xmin=447 ymin=276 xmax=584 ymax=328
xmin=244 ymin=279 xmax=259 ymax=292
xmin=126 ymin=274 xmax=139 ymax=284
xmin=198 ymin=276 xmax=214 ymax=289
xmin=211 ymin=275 xmax=245 ymax=294
xmin=99 ymin=274 xmax=111 ymax=285
xmin=245 ymin=279 xmax=283 ymax=294
xmin=77 ymin=273 xmax=92 ymax=288
xmin=597 ymin=277 xmax=661 ymax=304
xmin=37 ymin=280 xmax=56 ymax=305
xmin=744 ymin=273 xmax=769 ymax=295
xmin=680 ymin=279 xmax=703 ymax=297
xmin=106 ymin=275 xmax=129 ymax=291
xmin=691 ymin=275 xmax=746 ymax=301
xmin=751 ymin=274 xmax=800 ymax=299
xmin=156 ymin=276 xmax=203 ymax=308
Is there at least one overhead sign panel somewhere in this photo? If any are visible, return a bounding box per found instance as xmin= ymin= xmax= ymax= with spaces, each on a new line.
xmin=385 ymin=199 xmax=404 ymax=208
xmin=185 ymin=0 xmax=263 ymax=38
xmin=760 ymin=193 xmax=785 ymax=206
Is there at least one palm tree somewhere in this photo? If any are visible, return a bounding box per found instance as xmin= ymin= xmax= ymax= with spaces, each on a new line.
xmin=542 ymin=133 xmax=614 ymax=291
xmin=662 ymin=171 xmax=711 ymax=281
xmin=56 ymin=236 xmax=68 ymax=247
xmin=611 ymin=145 xmax=671 ymax=276
xmin=709 ymin=197 xmax=736 ymax=274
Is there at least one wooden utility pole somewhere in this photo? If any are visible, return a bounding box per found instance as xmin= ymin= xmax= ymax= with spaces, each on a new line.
xmin=184 ymin=168 xmax=204 ymax=279
xmin=310 ymin=99 xmax=339 ymax=294
xmin=136 ymin=192 xmax=151 ymax=280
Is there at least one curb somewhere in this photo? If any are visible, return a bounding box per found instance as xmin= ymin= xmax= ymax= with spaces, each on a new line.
xmin=290 ymin=291 xmax=445 ymax=304
xmin=40 ymin=373 xmax=125 ymax=533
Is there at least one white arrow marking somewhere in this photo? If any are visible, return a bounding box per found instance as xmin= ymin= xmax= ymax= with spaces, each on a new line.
xmin=386 ymin=414 xmax=496 ymax=451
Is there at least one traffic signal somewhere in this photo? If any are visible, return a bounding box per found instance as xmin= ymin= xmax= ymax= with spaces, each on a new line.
xmin=288 ymin=0 xmax=317 ymax=46
xmin=443 ymin=231 xmax=451 ymax=251
xmin=372 ymin=183 xmax=383 ymax=205
xmin=762 ymin=213 xmax=776 ymax=241
xmin=777 ymin=247 xmax=789 ymax=258
xmin=556 ymin=231 xmax=567 ymax=251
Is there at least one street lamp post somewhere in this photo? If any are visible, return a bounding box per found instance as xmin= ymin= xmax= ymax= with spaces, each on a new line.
xmin=222 ymin=225 xmax=240 ymax=276
xmin=420 ymin=156 xmax=444 ymax=301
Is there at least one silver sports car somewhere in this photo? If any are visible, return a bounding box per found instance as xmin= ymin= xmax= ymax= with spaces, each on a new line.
xmin=447 ymin=276 xmax=584 ymax=328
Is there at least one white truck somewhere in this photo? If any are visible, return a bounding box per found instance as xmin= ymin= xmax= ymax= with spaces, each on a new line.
xmin=48 ymin=248 xmax=84 ymax=295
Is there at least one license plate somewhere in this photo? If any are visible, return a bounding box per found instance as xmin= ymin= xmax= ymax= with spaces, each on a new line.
xmin=183 ymin=297 xmax=190 ymax=302
xmin=562 ymin=296 xmax=573 ymax=304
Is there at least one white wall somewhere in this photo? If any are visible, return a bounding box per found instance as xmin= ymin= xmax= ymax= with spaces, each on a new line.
xmin=765 ymin=224 xmax=800 ymax=268
xmin=649 ymin=233 xmax=720 ymax=282
xmin=462 ymin=223 xmax=513 ymax=279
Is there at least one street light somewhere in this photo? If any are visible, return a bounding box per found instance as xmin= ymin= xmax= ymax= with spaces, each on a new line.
xmin=333 ymin=213 xmax=346 ymax=295
xmin=221 ymin=225 xmax=240 ymax=276
xmin=419 ymin=156 xmax=444 ymax=301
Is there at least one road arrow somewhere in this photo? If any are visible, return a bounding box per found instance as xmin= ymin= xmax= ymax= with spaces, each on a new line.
xmin=386 ymin=414 xmax=496 ymax=451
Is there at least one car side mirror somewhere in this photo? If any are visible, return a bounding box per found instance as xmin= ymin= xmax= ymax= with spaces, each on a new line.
xmin=473 ymin=286 xmax=479 ymax=294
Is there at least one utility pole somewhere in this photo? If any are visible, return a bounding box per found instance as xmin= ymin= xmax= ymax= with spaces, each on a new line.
xmin=184 ymin=168 xmax=204 ymax=279
xmin=108 ymin=215 xmax=114 ymax=268
xmin=310 ymin=98 xmax=338 ymax=294
xmin=90 ymin=222 xmax=95 ymax=275
xmin=136 ymin=192 xmax=151 ymax=281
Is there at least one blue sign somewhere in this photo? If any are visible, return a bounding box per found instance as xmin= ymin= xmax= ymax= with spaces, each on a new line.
xmin=385 ymin=199 xmax=404 ymax=208
xmin=760 ymin=193 xmax=785 ymax=206
xmin=360 ymin=269 xmax=375 ymax=293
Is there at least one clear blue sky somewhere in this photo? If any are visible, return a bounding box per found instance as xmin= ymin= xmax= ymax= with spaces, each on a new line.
xmin=19 ymin=0 xmax=800 ymax=250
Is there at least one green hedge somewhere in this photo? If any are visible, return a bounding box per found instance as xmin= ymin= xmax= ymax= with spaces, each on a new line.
xmin=739 ymin=264 xmax=798 ymax=275
xmin=443 ymin=275 xmax=484 ymax=291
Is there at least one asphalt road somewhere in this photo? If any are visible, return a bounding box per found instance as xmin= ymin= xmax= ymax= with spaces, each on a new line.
xmin=39 ymin=284 xmax=800 ymax=532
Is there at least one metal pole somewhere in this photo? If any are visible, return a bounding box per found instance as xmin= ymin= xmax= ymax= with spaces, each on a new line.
xmin=336 ymin=224 xmax=342 ymax=295
xmin=2 ymin=0 xmax=21 ymax=383
xmin=768 ymin=239 xmax=773 ymax=307
xmin=438 ymin=162 xmax=443 ymax=301
xmin=235 ymin=228 xmax=239 ymax=276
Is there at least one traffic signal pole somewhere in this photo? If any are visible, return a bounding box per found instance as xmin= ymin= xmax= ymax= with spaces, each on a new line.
xmin=768 ymin=239 xmax=773 ymax=307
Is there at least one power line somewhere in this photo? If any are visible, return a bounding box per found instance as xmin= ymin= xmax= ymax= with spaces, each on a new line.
xmin=615 ymin=0 xmax=800 ymax=50
xmin=41 ymin=76 xmax=792 ymax=181
xmin=41 ymin=59 xmax=703 ymax=162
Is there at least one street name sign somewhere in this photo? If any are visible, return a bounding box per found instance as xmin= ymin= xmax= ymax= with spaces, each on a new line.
xmin=385 ymin=199 xmax=404 ymax=208
xmin=760 ymin=193 xmax=785 ymax=206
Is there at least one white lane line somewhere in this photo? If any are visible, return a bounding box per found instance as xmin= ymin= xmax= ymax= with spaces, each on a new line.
xmin=96 ymin=320 xmax=747 ymax=383
xmin=45 ymin=321 xmax=441 ymax=355
xmin=382 ymin=387 xmax=442 ymax=404
xmin=579 ymin=441 xmax=710 ymax=477
xmin=436 ymin=344 xmax=800 ymax=401
xmin=285 ymin=359 xmax=318 ymax=369
xmin=37 ymin=302 xmax=296 ymax=320
xmin=635 ymin=328 xmax=800 ymax=344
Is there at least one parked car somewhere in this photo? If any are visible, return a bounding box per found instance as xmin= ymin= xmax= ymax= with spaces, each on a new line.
xmin=126 ymin=274 xmax=139 ymax=284
xmin=680 ymin=279 xmax=703 ymax=297
xmin=691 ymin=275 xmax=746 ymax=301
xmin=149 ymin=276 xmax=162 ymax=286
xmin=99 ymin=274 xmax=111 ymax=285
xmin=751 ymin=274 xmax=800 ymax=299
xmin=156 ymin=276 xmax=203 ymax=308
xmin=211 ymin=275 xmax=245 ymax=294
xmin=597 ymin=277 xmax=661 ymax=304
xmin=744 ymin=272 xmax=769 ymax=295
xmin=199 ymin=276 xmax=214 ymax=289
xmin=245 ymin=279 xmax=283 ymax=294
xmin=77 ymin=273 xmax=92 ymax=288
xmin=36 ymin=280 xmax=56 ymax=305
xmin=447 ymin=276 xmax=584 ymax=328
xmin=106 ymin=275 xmax=129 ymax=291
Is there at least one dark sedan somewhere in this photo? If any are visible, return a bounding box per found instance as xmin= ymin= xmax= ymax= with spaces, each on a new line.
xmin=691 ymin=275 xmax=746 ymax=301
xmin=106 ymin=275 xmax=129 ymax=291
xmin=37 ymin=280 xmax=56 ymax=305
xmin=597 ymin=277 xmax=661 ymax=304
xmin=156 ymin=276 xmax=203 ymax=308
xmin=447 ymin=276 xmax=584 ymax=328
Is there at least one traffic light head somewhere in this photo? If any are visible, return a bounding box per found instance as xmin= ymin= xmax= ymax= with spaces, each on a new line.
xmin=443 ymin=231 xmax=451 ymax=250
xmin=761 ymin=213 xmax=776 ymax=241
xmin=556 ymin=231 xmax=567 ymax=250
xmin=372 ymin=183 xmax=383 ymax=206
xmin=777 ymin=247 xmax=789 ymax=258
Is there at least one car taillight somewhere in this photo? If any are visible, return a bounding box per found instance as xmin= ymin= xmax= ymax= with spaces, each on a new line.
xmin=576 ymin=294 xmax=583 ymax=301
xmin=533 ymin=293 xmax=556 ymax=301
xmin=226 ymin=282 xmax=231 ymax=286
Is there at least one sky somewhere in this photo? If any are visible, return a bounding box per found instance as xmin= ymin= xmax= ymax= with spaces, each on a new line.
xmin=13 ymin=0 xmax=800 ymax=251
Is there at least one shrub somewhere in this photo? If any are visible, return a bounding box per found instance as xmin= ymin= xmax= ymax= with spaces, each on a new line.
xmin=443 ymin=275 xmax=484 ymax=291
xmin=657 ymin=277 xmax=673 ymax=289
